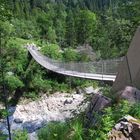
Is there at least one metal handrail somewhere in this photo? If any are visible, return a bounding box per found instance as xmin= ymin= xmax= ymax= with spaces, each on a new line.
xmin=27 ymin=44 xmax=123 ymax=81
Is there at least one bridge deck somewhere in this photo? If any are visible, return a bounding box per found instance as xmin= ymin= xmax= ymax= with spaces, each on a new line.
xmin=27 ymin=45 xmax=122 ymax=81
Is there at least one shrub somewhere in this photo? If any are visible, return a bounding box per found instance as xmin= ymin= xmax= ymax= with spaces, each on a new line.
xmin=63 ymin=48 xmax=79 ymax=62
xmin=38 ymin=119 xmax=84 ymax=140
xmin=0 ymin=109 xmax=8 ymax=119
xmin=13 ymin=130 xmax=29 ymax=140
xmin=68 ymin=119 xmax=83 ymax=140
xmin=0 ymin=134 xmax=7 ymax=140
xmin=31 ymin=75 xmax=52 ymax=93
xmin=129 ymin=103 xmax=140 ymax=119
xmin=5 ymin=75 xmax=24 ymax=92
xmin=23 ymin=92 xmax=38 ymax=100
xmin=41 ymin=43 xmax=62 ymax=60
xmin=87 ymin=100 xmax=131 ymax=140
xmin=38 ymin=122 xmax=69 ymax=140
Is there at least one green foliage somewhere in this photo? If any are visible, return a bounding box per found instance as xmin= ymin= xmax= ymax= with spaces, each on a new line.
xmin=0 ymin=109 xmax=8 ymax=118
xmin=76 ymin=10 xmax=97 ymax=45
xmin=31 ymin=75 xmax=50 ymax=92
xmin=69 ymin=120 xmax=83 ymax=140
xmin=38 ymin=122 xmax=70 ymax=140
xmin=67 ymin=77 xmax=98 ymax=89
xmin=63 ymin=48 xmax=79 ymax=61
xmin=65 ymin=10 xmax=76 ymax=48
xmin=129 ymin=103 xmax=140 ymax=119
xmin=11 ymin=19 xmax=39 ymax=39
xmin=0 ymin=0 xmax=140 ymax=117
xmin=6 ymin=38 xmax=29 ymax=74
xmin=0 ymin=134 xmax=7 ymax=140
xmin=13 ymin=130 xmax=29 ymax=140
xmin=0 ymin=0 xmax=12 ymax=21
xmin=5 ymin=74 xmax=24 ymax=91
xmin=47 ymin=27 xmax=57 ymax=43
xmin=37 ymin=11 xmax=53 ymax=38
xmin=58 ymin=83 xmax=69 ymax=93
xmin=41 ymin=43 xmax=62 ymax=60
xmin=88 ymin=108 xmax=115 ymax=140
xmin=100 ymin=85 xmax=113 ymax=99
xmin=93 ymin=16 xmax=133 ymax=59
xmin=87 ymin=100 xmax=133 ymax=140
xmin=1 ymin=0 xmax=140 ymax=59
xmin=38 ymin=101 xmax=140 ymax=140
xmin=47 ymin=80 xmax=70 ymax=93
xmin=23 ymin=92 xmax=38 ymax=101
xmin=38 ymin=118 xmax=84 ymax=140
xmin=113 ymin=100 xmax=131 ymax=120
xmin=0 ymin=21 xmax=13 ymax=37
xmin=78 ymin=53 xmax=91 ymax=62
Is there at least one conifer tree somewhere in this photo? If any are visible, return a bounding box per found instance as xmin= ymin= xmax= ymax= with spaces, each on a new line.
xmin=65 ymin=10 xmax=76 ymax=48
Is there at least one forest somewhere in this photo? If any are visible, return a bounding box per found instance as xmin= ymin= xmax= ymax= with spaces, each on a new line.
xmin=0 ymin=0 xmax=140 ymax=139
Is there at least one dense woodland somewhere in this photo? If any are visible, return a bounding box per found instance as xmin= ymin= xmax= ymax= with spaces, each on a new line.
xmin=0 ymin=0 xmax=140 ymax=139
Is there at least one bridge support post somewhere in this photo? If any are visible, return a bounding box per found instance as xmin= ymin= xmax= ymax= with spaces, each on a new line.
xmin=113 ymin=27 xmax=140 ymax=92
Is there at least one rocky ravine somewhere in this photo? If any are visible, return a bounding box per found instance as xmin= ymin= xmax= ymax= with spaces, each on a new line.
xmin=0 ymin=88 xmax=95 ymax=139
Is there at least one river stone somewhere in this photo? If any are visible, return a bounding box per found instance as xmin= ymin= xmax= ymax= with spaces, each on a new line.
xmin=14 ymin=118 xmax=23 ymax=124
xmin=84 ymin=86 xmax=94 ymax=94
xmin=64 ymin=99 xmax=73 ymax=105
xmin=23 ymin=120 xmax=43 ymax=133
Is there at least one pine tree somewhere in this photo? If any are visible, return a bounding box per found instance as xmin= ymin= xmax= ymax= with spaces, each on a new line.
xmin=76 ymin=10 xmax=97 ymax=45
xmin=65 ymin=10 xmax=76 ymax=48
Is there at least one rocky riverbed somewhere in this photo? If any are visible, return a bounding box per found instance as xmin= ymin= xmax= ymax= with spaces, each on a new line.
xmin=0 ymin=87 xmax=97 ymax=139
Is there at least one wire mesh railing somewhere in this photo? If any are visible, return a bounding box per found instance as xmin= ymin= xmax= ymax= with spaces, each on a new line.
xmin=27 ymin=44 xmax=123 ymax=80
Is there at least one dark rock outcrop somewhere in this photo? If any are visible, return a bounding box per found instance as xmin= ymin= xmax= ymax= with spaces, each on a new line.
xmin=85 ymin=93 xmax=112 ymax=127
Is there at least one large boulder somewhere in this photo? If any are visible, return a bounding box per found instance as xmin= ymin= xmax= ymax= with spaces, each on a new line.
xmin=109 ymin=115 xmax=140 ymax=140
xmin=118 ymin=86 xmax=140 ymax=103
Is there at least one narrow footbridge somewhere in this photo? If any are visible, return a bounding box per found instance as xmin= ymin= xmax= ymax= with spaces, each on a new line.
xmin=27 ymin=45 xmax=122 ymax=81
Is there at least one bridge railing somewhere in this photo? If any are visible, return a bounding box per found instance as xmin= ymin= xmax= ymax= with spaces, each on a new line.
xmin=55 ymin=60 xmax=121 ymax=75
xmin=27 ymin=45 xmax=123 ymax=76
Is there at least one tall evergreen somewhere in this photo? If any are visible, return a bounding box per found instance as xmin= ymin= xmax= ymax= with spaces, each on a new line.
xmin=65 ymin=9 xmax=76 ymax=48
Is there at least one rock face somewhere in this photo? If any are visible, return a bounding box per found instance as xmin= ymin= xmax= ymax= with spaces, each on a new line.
xmin=86 ymin=93 xmax=112 ymax=126
xmin=0 ymin=92 xmax=88 ymax=136
xmin=118 ymin=86 xmax=140 ymax=103
xmin=109 ymin=115 xmax=140 ymax=140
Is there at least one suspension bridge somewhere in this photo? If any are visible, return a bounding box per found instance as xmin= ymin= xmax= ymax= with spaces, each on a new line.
xmin=27 ymin=45 xmax=122 ymax=81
